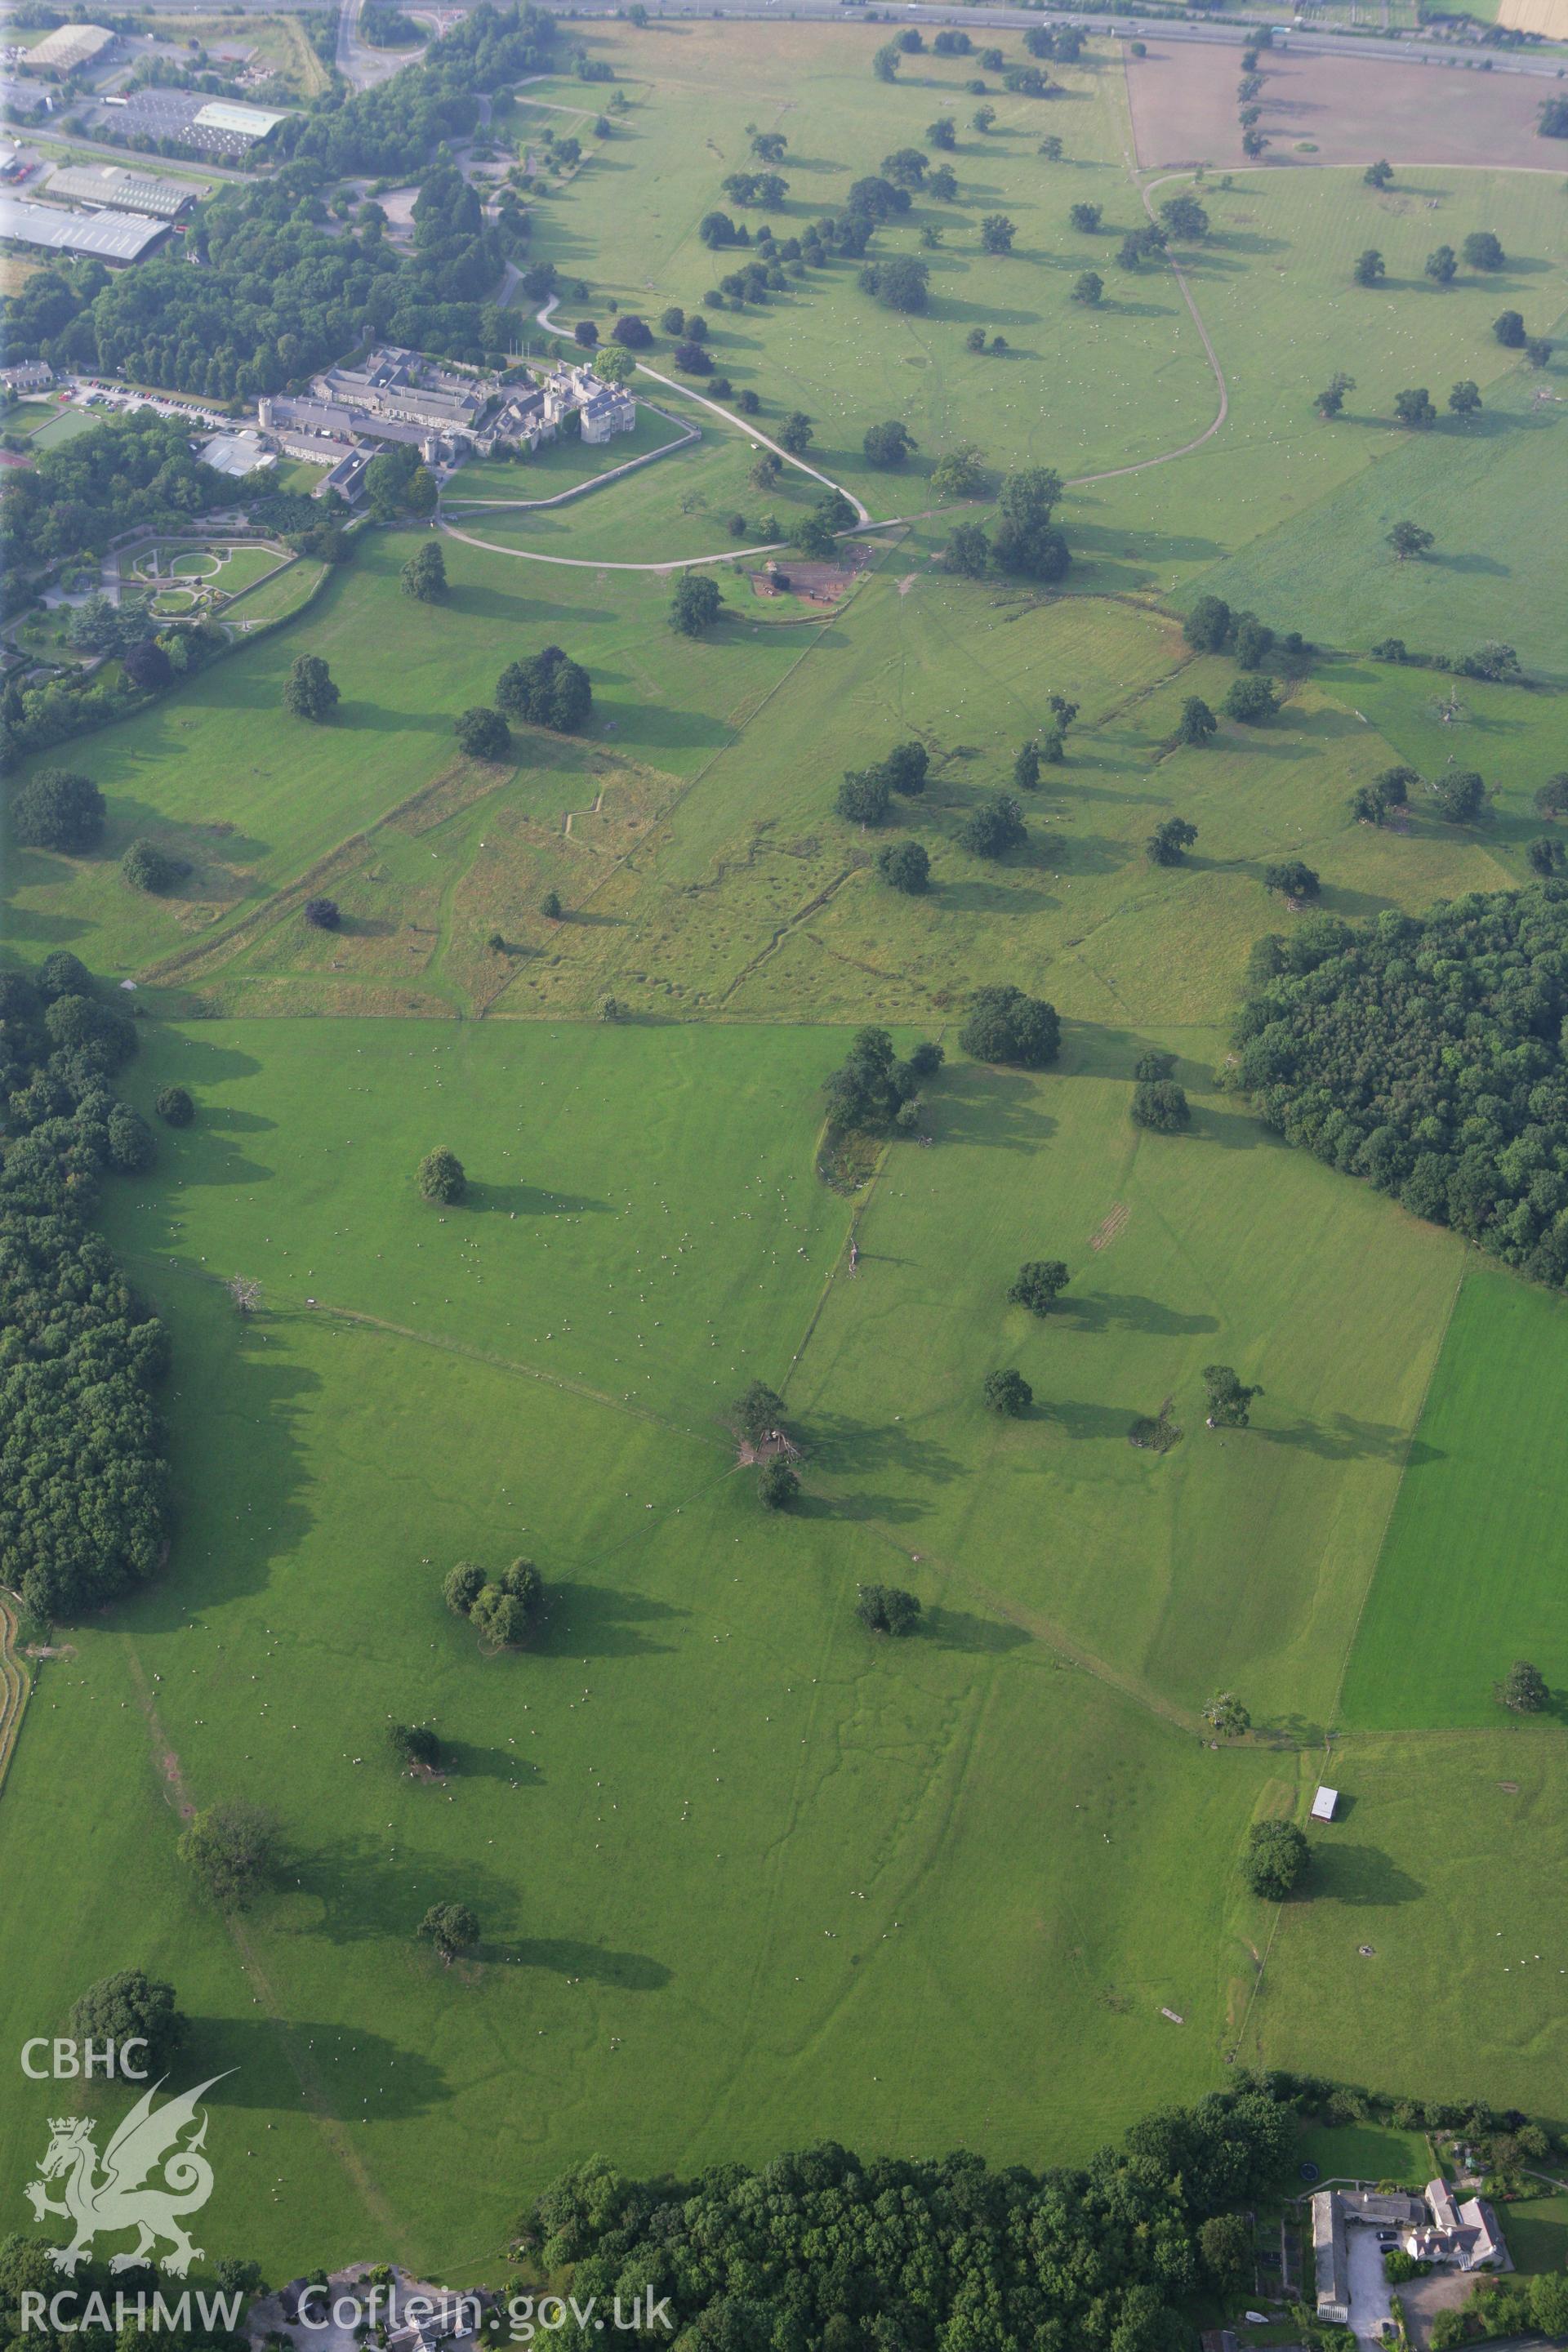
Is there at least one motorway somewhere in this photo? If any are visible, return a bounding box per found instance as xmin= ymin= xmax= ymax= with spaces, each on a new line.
xmin=536 ymin=0 xmax=1568 ymax=78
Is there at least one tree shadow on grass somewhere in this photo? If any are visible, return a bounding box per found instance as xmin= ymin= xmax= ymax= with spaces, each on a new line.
xmin=180 ymin=2016 xmax=448 ymax=2118
xmin=1257 ymin=1415 xmax=1441 ymax=1468
xmin=499 ymin=1938 xmax=670 ymax=1989
xmin=931 ymin=1065 xmax=1057 ymax=1149
xmin=804 ymin=1410 xmax=964 ymax=1488
xmin=1062 ymin=1291 xmax=1220 ymax=1338
xmin=463 ymin=1178 xmax=608 ymax=1216
xmin=1312 ymin=1843 xmax=1425 ymax=1907
xmin=534 ymin=1580 xmax=686 ymax=1659
xmin=443 ymin=581 xmax=612 ymax=629
xmin=794 ymin=1483 xmax=928 ymax=1528
xmin=439 ymin=1739 xmax=542 ymax=1785
xmin=1190 ymin=1107 xmax=1272 ymax=1152
xmin=1039 ymin=1396 xmax=1141 ymax=1441
xmin=921 ymin=1606 xmax=1031 ymax=1655
xmin=937 ymin=876 xmax=1049 ymax=915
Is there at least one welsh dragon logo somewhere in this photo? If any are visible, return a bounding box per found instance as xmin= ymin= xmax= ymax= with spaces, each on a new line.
xmin=24 ymin=2075 xmax=229 ymax=2277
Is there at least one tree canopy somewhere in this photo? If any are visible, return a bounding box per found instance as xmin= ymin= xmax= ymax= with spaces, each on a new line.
xmin=822 ymin=1029 xmax=942 ymax=1133
xmin=1008 ymin=1259 xmax=1070 ymax=1316
xmin=69 ymin=1968 xmax=185 ymax=2077
xmin=1241 ymin=1820 xmax=1309 ymax=1900
xmin=416 ymin=1146 xmax=466 ymax=1205
xmin=670 ymin=574 xmax=726 ymax=638
xmin=1230 ymin=884 xmax=1568 ymax=1285
xmin=855 ymin=1584 xmax=921 ymax=1636
xmin=9 ymin=767 xmax=106 ymax=855
xmin=513 ymin=2090 xmax=1464 ymax=2351
xmin=0 ymin=960 xmax=171 ymax=1620
xmin=2 ymin=415 xmax=229 ymax=566
xmin=497 ymin=645 xmax=593 ymax=728
xmin=283 ymin=654 xmax=339 ymax=724
xmin=177 ymin=1802 xmax=279 ymax=1909
xmin=960 ymin=986 xmax=1059 ymax=1067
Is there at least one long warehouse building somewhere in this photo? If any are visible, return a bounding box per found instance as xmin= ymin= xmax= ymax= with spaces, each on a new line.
xmin=0 ymin=194 xmax=169 ymax=262
xmin=43 ymin=163 xmax=197 ymax=220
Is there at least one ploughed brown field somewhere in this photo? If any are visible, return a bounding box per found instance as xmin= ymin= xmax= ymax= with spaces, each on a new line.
xmin=1126 ymin=41 xmax=1557 ymax=171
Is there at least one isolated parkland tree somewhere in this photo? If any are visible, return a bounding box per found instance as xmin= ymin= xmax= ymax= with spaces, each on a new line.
xmin=1147 ymin=817 xmax=1197 ymax=866
xmin=959 ymin=795 xmax=1027 ymax=860
xmin=1071 ymin=271 xmax=1103 ymax=306
xmin=959 ymin=984 xmax=1059 ymax=1067
xmin=1499 ymin=1659 xmax=1548 ymax=1713
xmin=1314 ymin=372 xmax=1355 ymax=421
xmin=1425 ymin=243 xmax=1457 ymax=287
xmin=1463 ymin=229 xmax=1505 ymax=271
xmin=1175 ymin=697 xmax=1218 ymax=747
xmin=70 ymin=1970 xmax=185 ymax=2077
xmin=498 ymin=648 xmax=594 ymax=731
xmin=1009 ymin=1259 xmax=1070 ymax=1314
xmin=1223 ymin=676 xmax=1279 ymax=724
xmin=283 ymin=653 xmax=339 ymax=724
xmin=418 ymin=1901 xmax=479 ymax=1965
xmin=1241 ymin=1820 xmax=1308 ymax=1900
xmin=1183 ymin=595 xmax=1232 ymax=653
xmin=416 ymin=1147 xmax=466 ymax=1205
xmin=1388 ymin=520 xmax=1435 ymax=561
xmin=732 ymin=1380 xmax=788 ymax=1447
xmin=983 ymin=1367 xmax=1032 ymax=1417
xmin=670 ymin=574 xmax=725 ymax=637
xmin=1202 ymin=1692 xmax=1251 ymax=1738
xmin=856 ymin=1584 xmax=922 ymax=1636
xmin=838 ymin=768 xmax=893 ymax=827
xmin=884 ymin=742 xmax=929 ymax=795
xmin=389 ymin=1722 xmax=441 ymax=1771
xmin=863 ymin=420 xmax=917 ymax=467
xmin=401 ymin=542 xmax=448 ymax=601
xmin=877 ymin=839 xmax=931 ymax=894
xmin=177 ymin=1802 xmax=279 ymax=1910
xmin=1263 ymin=860 xmax=1320 ymax=901
xmin=1352 ymin=248 xmax=1385 ymax=287
xmin=1202 ymin=1363 xmax=1261 ymax=1428
xmin=454 ymin=706 xmax=512 ymax=761
xmin=757 ymin=1457 xmax=799 ymax=1511
xmin=1131 ymin=1079 xmax=1191 ymax=1133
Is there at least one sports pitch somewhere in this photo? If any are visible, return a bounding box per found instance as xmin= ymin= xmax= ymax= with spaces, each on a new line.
xmin=4 ymin=9 xmax=1568 ymax=2282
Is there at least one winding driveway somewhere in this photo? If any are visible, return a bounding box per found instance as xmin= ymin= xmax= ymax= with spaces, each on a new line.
xmin=440 ymin=161 xmax=1234 ymax=572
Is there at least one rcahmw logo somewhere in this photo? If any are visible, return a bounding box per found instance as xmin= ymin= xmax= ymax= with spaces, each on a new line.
xmin=22 ymin=2057 xmax=232 ymax=2280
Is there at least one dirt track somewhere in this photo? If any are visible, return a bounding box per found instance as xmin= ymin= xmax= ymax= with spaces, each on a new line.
xmin=1126 ymin=41 xmax=1556 ymax=171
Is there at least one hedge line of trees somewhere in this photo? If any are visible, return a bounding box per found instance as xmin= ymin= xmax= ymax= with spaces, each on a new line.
xmin=0 ymin=956 xmax=172 ymax=1620
xmin=519 ymin=2082 xmax=1296 ymax=2351
xmin=1231 ymin=882 xmax=1568 ymax=1285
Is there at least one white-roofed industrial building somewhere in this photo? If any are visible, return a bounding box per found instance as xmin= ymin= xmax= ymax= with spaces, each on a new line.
xmin=21 ymin=22 xmax=117 ymax=74
xmin=191 ymin=99 xmax=285 ymax=141
xmin=0 ymin=194 xmax=167 ymax=262
xmin=43 ymin=163 xmax=196 ymax=220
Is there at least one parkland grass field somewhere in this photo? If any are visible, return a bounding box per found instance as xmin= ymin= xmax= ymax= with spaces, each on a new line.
xmin=3 ymin=7 xmax=1568 ymax=2291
